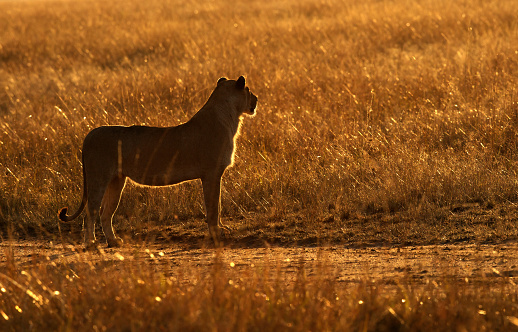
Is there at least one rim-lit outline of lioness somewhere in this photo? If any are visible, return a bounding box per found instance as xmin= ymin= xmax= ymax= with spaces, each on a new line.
xmin=58 ymin=76 xmax=257 ymax=249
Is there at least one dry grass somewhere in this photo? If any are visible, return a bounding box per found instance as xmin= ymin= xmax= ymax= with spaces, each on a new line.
xmin=1 ymin=246 xmax=518 ymax=331
xmin=1 ymin=0 xmax=518 ymax=241
xmin=1 ymin=0 xmax=518 ymax=329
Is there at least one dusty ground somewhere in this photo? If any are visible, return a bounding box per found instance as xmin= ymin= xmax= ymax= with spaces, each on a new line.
xmin=3 ymin=240 xmax=517 ymax=286
xmin=3 ymin=203 xmax=518 ymax=284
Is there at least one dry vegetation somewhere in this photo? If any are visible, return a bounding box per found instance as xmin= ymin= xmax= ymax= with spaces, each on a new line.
xmin=1 ymin=0 xmax=518 ymax=330
xmin=2 ymin=244 xmax=518 ymax=331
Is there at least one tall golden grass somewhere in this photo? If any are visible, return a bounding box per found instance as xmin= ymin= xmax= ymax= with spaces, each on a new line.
xmin=2 ymin=0 xmax=518 ymax=329
xmin=1 ymin=0 xmax=518 ymax=237
xmin=2 ymin=247 xmax=518 ymax=331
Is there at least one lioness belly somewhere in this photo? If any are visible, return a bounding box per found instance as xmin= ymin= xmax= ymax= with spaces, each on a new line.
xmin=128 ymin=167 xmax=202 ymax=187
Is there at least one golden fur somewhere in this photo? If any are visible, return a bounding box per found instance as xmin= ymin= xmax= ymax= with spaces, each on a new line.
xmin=59 ymin=76 xmax=257 ymax=248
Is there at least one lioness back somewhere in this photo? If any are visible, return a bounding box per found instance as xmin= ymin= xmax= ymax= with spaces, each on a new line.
xmin=83 ymin=121 xmax=231 ymax=187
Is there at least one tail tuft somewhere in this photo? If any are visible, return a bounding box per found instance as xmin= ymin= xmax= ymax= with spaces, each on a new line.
xmin=58 ymin=207 xmax=68 ymax=221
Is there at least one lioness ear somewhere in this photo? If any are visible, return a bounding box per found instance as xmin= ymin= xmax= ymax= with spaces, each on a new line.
xmin=217 ymin=77 xmax=227 ymax=84
xmin=236 ymin=76 xmax=245 ymax=89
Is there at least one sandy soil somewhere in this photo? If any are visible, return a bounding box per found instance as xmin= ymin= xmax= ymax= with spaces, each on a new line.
xmin=4 ymin=203 xmax=518 ymax=283
xmin=3 ymin=240 xmax=517 ymax=285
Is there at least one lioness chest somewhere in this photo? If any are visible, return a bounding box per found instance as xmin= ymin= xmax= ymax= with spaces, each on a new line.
xmin=83 ymin=122 xmax=234 ymax=187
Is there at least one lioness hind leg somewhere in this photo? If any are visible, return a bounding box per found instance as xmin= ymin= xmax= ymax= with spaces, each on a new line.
xmin=100 ymin=176 xmax=126 ymax=248
xmin=84 ymin=171 xmax=114 ymax=248
xmin=85 ymin=187 xmax=106 ymax=247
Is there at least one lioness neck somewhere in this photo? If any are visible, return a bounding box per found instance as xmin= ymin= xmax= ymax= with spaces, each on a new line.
xmin=193 ymin=103 xmax=242 ymax=137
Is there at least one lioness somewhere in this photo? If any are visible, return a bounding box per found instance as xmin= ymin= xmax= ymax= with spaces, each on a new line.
xmin=59 ymin=76 xmax=257 ymax=248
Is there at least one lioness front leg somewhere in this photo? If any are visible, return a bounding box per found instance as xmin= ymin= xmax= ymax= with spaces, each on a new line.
xmin=202 ymin=172 xmax=229 ymax=244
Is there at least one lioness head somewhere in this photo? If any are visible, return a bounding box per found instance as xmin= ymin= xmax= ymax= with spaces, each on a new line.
xmin=216 ymin=76 xmax=257 ymax=116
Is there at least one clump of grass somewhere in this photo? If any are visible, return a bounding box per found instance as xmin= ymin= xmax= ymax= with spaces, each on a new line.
xmin=1 ymin=248 xmax=518 ymax=331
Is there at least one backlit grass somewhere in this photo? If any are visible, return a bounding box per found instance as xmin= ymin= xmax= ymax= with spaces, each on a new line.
xmin=2 ymin=247 xmax=518 ymax=331
xmin=1 ymin=0 xmax=518 ymax=329
xmin=1 ymin=0 xmax=518 ymax=239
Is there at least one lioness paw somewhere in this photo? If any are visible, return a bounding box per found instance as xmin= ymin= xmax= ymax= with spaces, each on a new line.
xmin=107 ymin=237 xmax=124 ymax=248
xmin=84 ymin=240 xmax=101 ymax=252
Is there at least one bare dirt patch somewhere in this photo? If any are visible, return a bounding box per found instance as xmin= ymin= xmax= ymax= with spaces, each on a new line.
xmin=3 ymin=240 xmax=517 ymax=286
xmin=3 ymin=203 xmax=518 ymax=285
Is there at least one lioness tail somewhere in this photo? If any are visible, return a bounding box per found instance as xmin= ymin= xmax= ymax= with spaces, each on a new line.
xmin=58 ymin=201 xmax=86 ymax=222
xmin=58 ymin=156 xmax=88 ymax=222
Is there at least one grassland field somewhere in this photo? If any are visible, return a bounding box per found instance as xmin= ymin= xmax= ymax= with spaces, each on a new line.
xmin=1 ymin=0 xmax=518 ymax=330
